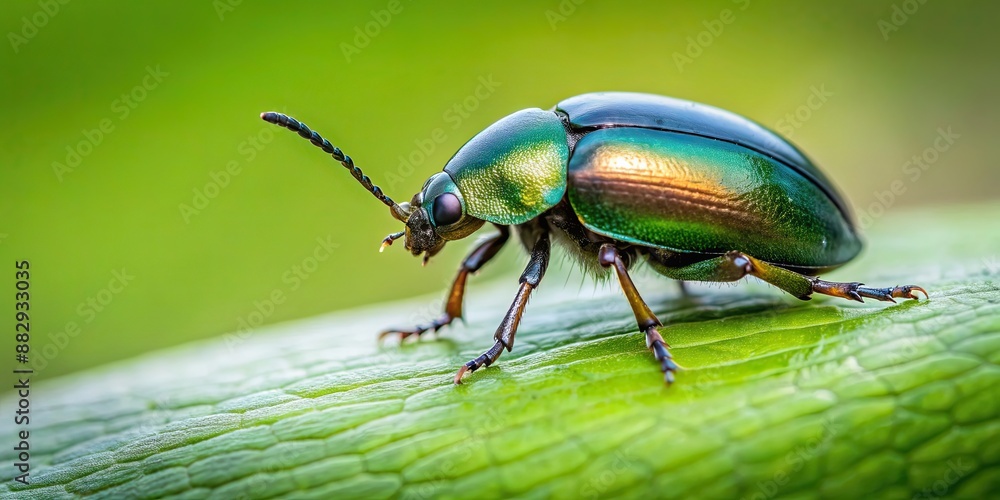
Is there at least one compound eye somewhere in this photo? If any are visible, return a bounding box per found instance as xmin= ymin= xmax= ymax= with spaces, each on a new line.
xmin=432 ymin=193 xmax=462 ymax=226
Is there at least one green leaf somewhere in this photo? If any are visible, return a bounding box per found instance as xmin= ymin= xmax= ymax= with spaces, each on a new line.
xmin=3 ymin=203 xmax=1000 ymax=499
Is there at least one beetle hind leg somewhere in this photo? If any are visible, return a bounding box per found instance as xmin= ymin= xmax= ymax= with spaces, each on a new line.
xmin=809 ymin=280 xmax=927 ymax=304
xmin=649 ymin=250 xmax=927 ymax=304
xmin=726 ymin=252 xmax=928 ymax=303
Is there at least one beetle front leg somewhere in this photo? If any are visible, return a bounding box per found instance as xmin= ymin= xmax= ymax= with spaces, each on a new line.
xmin=454 ymin=231 xmax=549 ymax=384
xmin=599 ymin=244 xmax=679 ymax=385
xmin=380 ymin=225 xmax=509 ymax=342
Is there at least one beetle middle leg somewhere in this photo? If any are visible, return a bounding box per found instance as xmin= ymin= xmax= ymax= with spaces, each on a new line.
xmin=650 ymin=250 xmax=927 ymax=303
xmin=600 ymin=243 xmax=680 ymax=384
xmin=380 ymin=225 xmax=510 ymax=342
xmin=454 ymin=230 xmax=549 ymax=384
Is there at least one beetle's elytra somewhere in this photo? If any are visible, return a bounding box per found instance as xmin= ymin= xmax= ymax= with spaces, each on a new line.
xmin=261 ymin=92 xmax=926 ymax=385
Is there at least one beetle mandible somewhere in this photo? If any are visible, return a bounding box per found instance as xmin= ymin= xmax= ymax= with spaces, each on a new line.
xmin=261 ymin=92 xmax=927 ymax=385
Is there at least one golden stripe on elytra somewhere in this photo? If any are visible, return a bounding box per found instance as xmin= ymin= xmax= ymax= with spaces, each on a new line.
xmin=574 ymin=149 xmax=768 ymax=228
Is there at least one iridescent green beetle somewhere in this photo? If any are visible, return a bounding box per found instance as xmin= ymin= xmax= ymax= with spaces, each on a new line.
xmin=261 ymin=92 xmax=926 ymax=385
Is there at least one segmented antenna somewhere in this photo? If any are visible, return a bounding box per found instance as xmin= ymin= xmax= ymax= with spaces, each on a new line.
xmin=260 ymin=112 xmax=408 ymax=221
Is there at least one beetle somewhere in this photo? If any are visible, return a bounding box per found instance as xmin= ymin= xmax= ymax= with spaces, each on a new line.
xmin=261 ymin=91 xmax=926 ymax=385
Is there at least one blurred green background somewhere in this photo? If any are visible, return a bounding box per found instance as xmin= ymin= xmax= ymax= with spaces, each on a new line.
xmin=1 ymin=1 xmax=998 ymax=378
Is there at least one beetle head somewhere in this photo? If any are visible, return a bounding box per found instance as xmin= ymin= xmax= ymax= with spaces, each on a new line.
xmin=384 ymin=172 xmax=485 ymax=264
